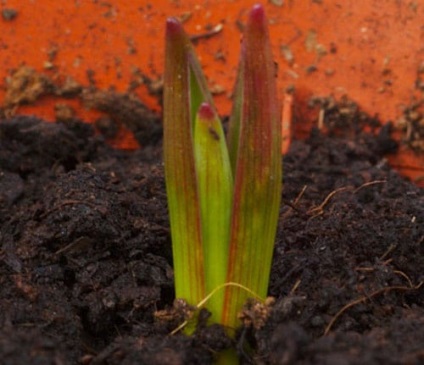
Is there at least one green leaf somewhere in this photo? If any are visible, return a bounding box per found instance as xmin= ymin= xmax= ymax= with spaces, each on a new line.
xmin=163 ymin=18 xmax=206 ymax=306
xmin=227 ymin=65 xmax=243 ymax=175
xmin=194 ymin=102 xmax=233 ymax=323
xmin=222 ymin=4 xmax=282 ymax=330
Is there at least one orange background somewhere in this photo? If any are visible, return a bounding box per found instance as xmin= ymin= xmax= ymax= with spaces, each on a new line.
xmin=0 ymin=0 xmax=423 ymax=184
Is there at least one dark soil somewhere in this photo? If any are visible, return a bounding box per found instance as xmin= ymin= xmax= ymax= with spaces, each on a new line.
xmin=0 ymin=111 xmax=423 ymax=365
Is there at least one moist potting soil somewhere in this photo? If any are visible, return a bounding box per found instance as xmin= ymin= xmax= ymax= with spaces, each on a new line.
xmin=0 ymin=109 xmax=422 ymax=364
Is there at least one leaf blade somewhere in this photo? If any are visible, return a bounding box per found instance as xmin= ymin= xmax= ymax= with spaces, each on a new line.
xmin=163 ymin=18 xmax=205 ymax=305
xmin=194 ymin=102 xmax=233 ymax=323
xmin=222 ymin=4 xmax=282 ymax=330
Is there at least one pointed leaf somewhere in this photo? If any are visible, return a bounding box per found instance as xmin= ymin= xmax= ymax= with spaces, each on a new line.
xmin=194 ymin=102 xmax=233 ymax=323
xmin=227 ymin=65 xmax=243 ymax=174
xmin=163 ymin=18 xmax=205 ymax=305
xmin=222 ymin=4 xmax=282 ymax=329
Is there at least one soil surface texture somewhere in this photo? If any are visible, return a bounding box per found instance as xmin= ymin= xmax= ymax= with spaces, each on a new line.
xmin=0 ymin=112 xmax=423 ymax=365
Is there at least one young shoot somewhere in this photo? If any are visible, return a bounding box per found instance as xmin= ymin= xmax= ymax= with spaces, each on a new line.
xmin=163 ymin=1 xmax=281 ymax=343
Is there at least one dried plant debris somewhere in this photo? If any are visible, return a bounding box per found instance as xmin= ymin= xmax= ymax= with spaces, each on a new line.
xmin=397 ymin=101 xmax=424 ymax=152
xmin=56 ymin=76 xmax=83 ymax=97
xmin=4 ymin=66 xmax=54 ymax=113
xmin=1 ymin=66 xmax=161 ymax=146
xmin=129 ymin=68 xmax=164 ymax=99
xmin=82 ymin=89 xmax=161 ymax=146
xmin=394 ymin=63 xmax=424 ymax=152
xmin=54 ymin=103 xmax=76 ymax=123
xmin=154 ymin=298 xmax=197 ymax=329
xmin=238 ymin=297 xmax=275 ymax=330
xmin=309 ymin=96 xmax=379 ymax=134
xmin=308 ymin=96 xmax=399 ymax=155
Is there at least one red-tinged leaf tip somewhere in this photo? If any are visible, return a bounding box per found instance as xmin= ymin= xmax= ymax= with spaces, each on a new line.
xmin=198 ymin=102 xmax=215 ymax=120
xmin=166 ymin=17 xmax=183 ymax=37
xmin=249 ymin=4 xmax=265 ymax=24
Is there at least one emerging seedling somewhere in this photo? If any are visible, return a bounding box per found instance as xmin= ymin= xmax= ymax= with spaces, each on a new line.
xmin=163 ymin=2 xmax=281 ymax=336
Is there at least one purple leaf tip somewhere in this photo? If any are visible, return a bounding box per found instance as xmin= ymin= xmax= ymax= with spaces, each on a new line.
xmin=198 ymin=102 xmax=215 ymax=120
xmin=249 ymin=4 xmax=265 ymax=24
xmin=166 ymin=17 xmax=183 ymax=36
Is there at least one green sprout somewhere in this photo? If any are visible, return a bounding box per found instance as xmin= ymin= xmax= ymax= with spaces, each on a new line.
xmin=163 ymin=2 xmax=281 ymax=336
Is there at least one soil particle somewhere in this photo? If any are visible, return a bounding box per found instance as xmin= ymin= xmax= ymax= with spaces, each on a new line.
xmin=81 ymin=89 xmax=162 ymax=146
xmin=0 ymin=111 xmax=423 ymax=364
xmin=55 ymin=103 xmax=76 ymax=123
xmin=1 ymin=8 xmax=18 ymax=21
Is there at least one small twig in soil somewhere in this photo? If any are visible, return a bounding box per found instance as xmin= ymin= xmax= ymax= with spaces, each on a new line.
xmin=379 ymin=244 xmax=397 ymax=261
xmin=281 ymin=185 xmax=307 ymax=220
xmin=324 ymin=281 xmax=423 ymax=335
xmin=355 ymin=264 xmax=414 ymax=288
xmin=40 ymin=199 xmax=107 ymax=219
xmin=189 ymin=23 xmax=223 ymax=42
xmin=308 ymin=180 xmax=387 ymax=218
xmin=281 ymin=199 xmax=306 ymax=215
xmin=289 ymin=278 xmax=301 ymax=295
xmin=318 ymin=107 xmax=325 ymax=130
xmin=54 ymin=236 xmax=93 ymax=255
xmin=354 ymin=266 xmax=375 ymax=272
xmin=393 ymin=270 xmax=414 ymax=288
xmin=308 ymin=187 xmax=349 ymax=217
xmin=352 ymin=179 xmax=386 ymax=194
xmin=381 ymin=258 xmax=393 ymax=266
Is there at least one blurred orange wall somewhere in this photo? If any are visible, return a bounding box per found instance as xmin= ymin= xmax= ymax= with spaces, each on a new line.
xmin=0 ymin=1 xmax=422 ymax=183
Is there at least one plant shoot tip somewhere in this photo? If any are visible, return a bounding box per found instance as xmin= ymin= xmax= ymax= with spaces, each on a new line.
xmin=198 ymin=102 xmax=215 ymax=120
xmin=249 ymin=4 xmax=265 ymax=23
xmin=166 ymin=17 xmax=182 ymax=35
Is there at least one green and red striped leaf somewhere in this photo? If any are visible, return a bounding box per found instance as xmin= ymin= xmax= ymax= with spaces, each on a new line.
xmin=222 ymin=4 xmax=282 ymax=330
xmin=163 ymin=18 xmax=212 ymax=306
xmin=194 ymin=102 xmax=233 ymax=323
